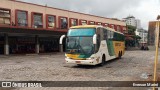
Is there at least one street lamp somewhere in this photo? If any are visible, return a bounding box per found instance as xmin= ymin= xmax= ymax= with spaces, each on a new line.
xmin=153 ymin=15 xmax=160 ymax=90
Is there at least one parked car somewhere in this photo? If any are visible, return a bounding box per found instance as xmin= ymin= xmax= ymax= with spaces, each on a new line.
xmin=140 ymin=42 xmax=149 ymax=50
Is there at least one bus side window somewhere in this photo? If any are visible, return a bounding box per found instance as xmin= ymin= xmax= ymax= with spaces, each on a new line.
xmin=96 ymin=28 xmax=101 ymax=52
xmin=110 ymin=31 xmax=114 ymax=39
xmin=103 ymin=29 xmax=107 ymax=40
xmin=97 ymin=28 xmax=100 ymax=34
xmin=100 ymin=28 xmax=104 ymax=40
xmin=116 ymin=33 xmax=121 ymax=41
xmin=113 ymin=33 xmax=117 ymax=41
xmin=119 ymin=34 xmax=124 ymax=41
xmin=97 ymin=28 xmax=103 ymax=40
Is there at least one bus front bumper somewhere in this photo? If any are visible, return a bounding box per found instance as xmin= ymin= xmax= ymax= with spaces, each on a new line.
xmin=65 ymin=58 xmax=99 ymax=65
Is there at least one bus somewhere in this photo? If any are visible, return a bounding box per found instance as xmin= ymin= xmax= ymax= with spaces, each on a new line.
xmin=60 ymin=25 xmax=125 ymax=65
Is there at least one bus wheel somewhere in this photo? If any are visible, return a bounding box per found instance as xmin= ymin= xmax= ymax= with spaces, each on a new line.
xmin=100 ymin=55 xmax=106 ymax=66
xmin=121 ymin=51 xmax=123 ymax=57
xmin=118 ymin=52 xmax=122 ymax=59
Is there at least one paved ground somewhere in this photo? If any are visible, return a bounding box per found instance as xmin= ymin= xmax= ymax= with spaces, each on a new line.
xmin=0 ymin=48 xmax=159 ymax=90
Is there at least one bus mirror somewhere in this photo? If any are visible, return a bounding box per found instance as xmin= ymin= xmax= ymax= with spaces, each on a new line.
xmin=93 ymin=34 xmax=97 ymax=44
xmin=59 ymin=35 xmax=66 ymax=44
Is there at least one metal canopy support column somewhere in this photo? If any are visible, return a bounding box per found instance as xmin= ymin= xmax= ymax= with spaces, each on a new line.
xmin=4 ymin=34 xmax=9 ymax=55
xmin=35 ymin=35 xmax=40 ymax=54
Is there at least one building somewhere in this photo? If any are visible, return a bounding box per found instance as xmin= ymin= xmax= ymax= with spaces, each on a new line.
xmin=135 ymin=28 xmax=148 ymax=43
xmin=148 ymin=21 xmax=160 ymax=46
xmin=123 ymin=16 xmax=141 ymax=29
xmin=136 ymin=19 xmax=141 ymax=29
xmin=123 ymin=16 xmax=137 ymax=27
xmin=0 ymin=0 xmax=127 ymax=55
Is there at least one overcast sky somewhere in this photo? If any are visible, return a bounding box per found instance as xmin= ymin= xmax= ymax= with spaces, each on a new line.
xmin=19 ymin=0 xmax=160 ymax=30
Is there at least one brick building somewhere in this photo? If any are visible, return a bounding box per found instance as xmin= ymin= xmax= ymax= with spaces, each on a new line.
xmin=148 ymin=21 xmax=160 ymax=46
xmin=0 ymin=0 xmax=127 ymax=55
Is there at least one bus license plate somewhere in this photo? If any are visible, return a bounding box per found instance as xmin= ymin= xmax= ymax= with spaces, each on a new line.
xmin=76 ymin=61 xmax=81 ymax=64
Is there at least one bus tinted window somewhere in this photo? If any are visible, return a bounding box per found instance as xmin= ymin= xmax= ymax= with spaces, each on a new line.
xmin=68 ymin=28 xmax=95 ymax=36
xmin=107 ymin=31 xmax=111 ymax=39
xmin=113 ymin=33 xmax=124 ymax=41
xmin=103 ymin=28 xmax=108 ymax=40
xmin=110 ymin=31 xmax=114 ymax=39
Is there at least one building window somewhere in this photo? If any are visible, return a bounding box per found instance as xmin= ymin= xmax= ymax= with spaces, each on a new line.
xmin=0 ymin=8 xmax=11 ymax=26
xmin=97 ymin=22 xmax=102 ymax=25
xmin=111 ymin=24 xmax=115 ymax=29
xmin=69 ymin=18 xmax=78 ymax=27
xmin=123 ymin=27 xmax=127 ymax=33
xmin=59 ymin=17 xmax=68 ymax=29
xmin=123 ymin=27 xmax=126 ymax=31
xmin=32 ymin=12 xmax=43 ymax=28
xmin=16 ymin=10 xmax=28 ymax=27
xmin=46 ymin=15 xmax=56 ymax=29
xmin=80 ymin=20 xmax=87 ymax=25
xmin=117 ymin=25 xmax=121 ymax=32
xmin=103 ymin=23 xmax=109 ymax=27
xmin=82 ymin=20 xmax=87 ymax=25
xmin=89 ymin=21 xmax=95 ymax=25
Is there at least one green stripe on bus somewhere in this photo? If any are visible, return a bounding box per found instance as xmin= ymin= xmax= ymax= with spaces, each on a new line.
xmin=107 ymin=40 xmax=115 ymax=56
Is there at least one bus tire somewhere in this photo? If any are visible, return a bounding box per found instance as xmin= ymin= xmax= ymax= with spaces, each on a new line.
xmin=121 ymin=51 xmax=123 ymax=57
xmin=118 ymin=52 xmax=122 ymax=59
xmin=100 ymin=55 xmax=106 ymax=66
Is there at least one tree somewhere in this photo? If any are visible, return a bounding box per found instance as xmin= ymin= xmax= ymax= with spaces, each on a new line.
xmin=134 ymin=35 xmax=142 ymax=47
xmin=127 ymin=25 xmax=136 ymax=35
xmin=134 ymin=35 xmax=141 ymax=40
xmin=125 ymin=25 xmax=137 ymax=47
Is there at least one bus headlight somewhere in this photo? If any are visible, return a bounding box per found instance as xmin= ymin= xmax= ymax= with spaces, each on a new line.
xmin=86 ymin=57 xmax=95 ymax=60
xmin=66 ymin=57 xmax=70 ymax=59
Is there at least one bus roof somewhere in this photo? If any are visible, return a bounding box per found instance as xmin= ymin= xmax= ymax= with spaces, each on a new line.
xmin=70 ymin=25 xmax=124 ymax=35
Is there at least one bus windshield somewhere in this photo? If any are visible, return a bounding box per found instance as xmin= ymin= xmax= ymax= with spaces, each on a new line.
xmin=66 ymin=28 xmax=95 ymax=55
xmin=67 ymin=28 xmax=95 ymax=36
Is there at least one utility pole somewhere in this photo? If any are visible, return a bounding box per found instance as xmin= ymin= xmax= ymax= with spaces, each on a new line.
xmin=153 ymin=15 xmax=160 ymax=90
